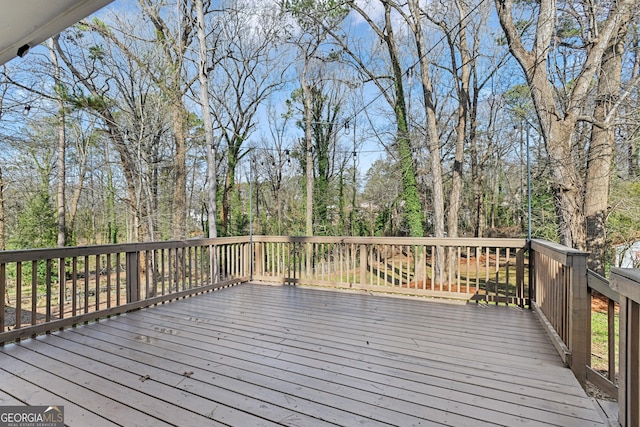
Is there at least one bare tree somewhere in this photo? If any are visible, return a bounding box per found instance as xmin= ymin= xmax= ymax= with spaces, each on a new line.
xmin=496 ymin=0 xmax=635 ymax=249
xmin=53 ymin=32 xmax=157 ymax=242
xmin=0 ymin=166 xmax=4 ymax=250
xmin=48 ymin=39 xmax=68 ymax=247
xmin=282 ymin=0 xmax=350 ymax=236
xmin=209 ymin=1 xmax=289 ymax=235
xmin=259 ymin=105 xmax=293 ymax=235
xmin=195 ymin=0 xmax=218 ymax=238
xmin=86 ymin=0 xmax=197 ymax=240
xmin=585 ymin=15 xmax=633 ymax=273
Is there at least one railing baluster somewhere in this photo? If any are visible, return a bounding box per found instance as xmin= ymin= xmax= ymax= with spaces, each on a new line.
xmin=457 ymin=247 xmax=462 ymax=294
xmin=31 ymin=260 xmax=37 ymax=327
xmin=106 ymin=253 xmax=112 ymax=309
xmin=0 ymin=263 xmax=5 ymax=332
xmin=115 ymin=253 xmax=121 ymax=305
xmin=608 ymin=298 xmax=616 ymax=382
xmin=45 ymin=259 xmax=52 ymax=323
xmin=58 ymin=257 xmax=65 ymax=320
xmin=95 ymin=255 xmax=101 ymax=311
xmin=72 ymin=257 xmax=77 ymax=316
xmin=15 ymin=263 xmax=22 ymax=330
xmin=83 ymin=256 xmax=89 ymax=314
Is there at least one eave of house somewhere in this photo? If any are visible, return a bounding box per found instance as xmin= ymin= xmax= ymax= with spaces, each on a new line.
xmin=0 ymin=0 xmax=113 ymax=66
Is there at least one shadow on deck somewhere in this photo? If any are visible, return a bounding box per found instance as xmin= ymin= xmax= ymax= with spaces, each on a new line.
xmin=0 ymin=283 xmax=607 ymax=426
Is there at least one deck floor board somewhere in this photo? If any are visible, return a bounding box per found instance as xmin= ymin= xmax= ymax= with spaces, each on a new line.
xmin=0 ymin=283 xmax=606 ymax=426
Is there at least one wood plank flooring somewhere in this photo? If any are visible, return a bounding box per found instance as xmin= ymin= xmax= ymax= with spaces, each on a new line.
xmin=0 ymin=283 xmax=606 ymax=426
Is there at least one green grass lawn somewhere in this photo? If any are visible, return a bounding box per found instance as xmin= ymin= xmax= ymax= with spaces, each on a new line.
xmin=591 ymin=308 xmax=618 ymax=378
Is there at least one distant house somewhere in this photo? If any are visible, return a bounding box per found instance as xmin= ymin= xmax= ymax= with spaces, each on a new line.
xmin=615 ymin=241 xmax=640 ymax=268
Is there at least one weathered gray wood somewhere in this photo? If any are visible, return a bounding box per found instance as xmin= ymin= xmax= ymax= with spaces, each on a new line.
xmin=530 ymin=239 xmax=586 ymax=266
xmin=611 ymin=268 xmax=640 ymax=304
xmin=618 ymin=298 xmax=640 ymax=427
xmin=0 ymin=237 xmax=249 ymax=263
xmin=569 ymin=252 xmax=590 ymax=386
xmin=0 ymin=284 xmax=607 ymax=426
xmin=3 ymin=344 xmax=227 ymax=427
xmin=126 ymin=306 xmax=581 ymax=395
xmin=588 ymin=270 xmax=619 ymax=303
xmin=0 ymin=263 xmax=5 ymax=332
xmin=608 ymin=298 xmax=617 ymax=382
xmin=532 ymin=301 xmax=571 ymax=364
xmin=586 ymin=365 xmax=618 ymax=398
xmin=17 ymin=336 xmax=284 ymax=427
xmin=0 ymin=354 xmax=153 ymax=426
xmin=0 ymin=281 xmax=241 ymax=344
xmin=65 ymin=322 xmax=592 ymax=427
xmin=620 ymin=295 xmax=628 ymax=427
xmin=611 ymin=269 xmax=640 ymax=427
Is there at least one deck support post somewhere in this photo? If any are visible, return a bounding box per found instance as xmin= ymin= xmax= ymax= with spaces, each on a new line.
xmin=126 ymin=251 xmax=140 ymax=304
xmin=568 ymin=252 xmax=590 ymax=387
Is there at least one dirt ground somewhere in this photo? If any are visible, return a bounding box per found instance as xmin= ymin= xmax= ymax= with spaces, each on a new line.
xmin=3 ymin=306 xmax=46 ymax=329
xmin=592 ymin=292 xmax=618 ymax=313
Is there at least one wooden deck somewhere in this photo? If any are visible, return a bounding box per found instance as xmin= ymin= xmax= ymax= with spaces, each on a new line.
xmin=0 ymin=283 xmax=607 ymax=426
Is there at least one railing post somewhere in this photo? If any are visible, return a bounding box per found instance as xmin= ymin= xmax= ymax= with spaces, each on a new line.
xmin=360 ymin=244 xmax=367 ymax=286
xmin=528 ymin=241 xmax=535 ymax=306
xmin=126 ymin=251 xmax=140 ymax=304
xmin=568 ymin=252 xmax=590 ymax=386
xmin=515 ymin=247 xmax=524 ymax=307
xmin=254 ymin=241 xmax=263 ymax=278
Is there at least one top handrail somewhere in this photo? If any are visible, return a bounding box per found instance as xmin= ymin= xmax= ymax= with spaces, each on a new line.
xmin=0 ymin=236 xmax=250 ymax=263
xmin=530 ymin=239 xmax=589 ymax=266
xmin=611 ymin=268 xmax=640 ymax=304
xmin=253 ymin=235 xmax=526 ymax=247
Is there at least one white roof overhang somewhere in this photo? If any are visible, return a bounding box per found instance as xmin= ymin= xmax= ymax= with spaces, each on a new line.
xmin=0 ymin=0 xmax=114 ymax=66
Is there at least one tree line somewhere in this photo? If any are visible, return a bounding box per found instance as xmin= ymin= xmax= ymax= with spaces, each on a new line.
xmin=0 ymin=0 xmax=638 ymax=275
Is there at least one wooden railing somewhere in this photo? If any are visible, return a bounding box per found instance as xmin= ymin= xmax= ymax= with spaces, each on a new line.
xmin=251 ymin=236 xmax=529 ymax=305
xmin=530 ymin=239 xmax=640 ymax=426
xmin=2 ymin=234 xmax=637 ymax=424
xmin=587 ymin=269 xmax=619 ymax=399
xmin=1 ymin=235 xmax=528 ymax=345
xmin=611 ymin=268 xmax=640 ymax=427
xmin=0 ymin=237 xmax=250 ymax=344
xmin=529 ymin=239 xmax=590 ymax=377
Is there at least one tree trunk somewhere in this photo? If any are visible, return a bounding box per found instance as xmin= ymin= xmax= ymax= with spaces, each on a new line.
xmin=195 ymin=0 xmax=218 ymax=239
xmin=54 ymin=37 xmax=149 ymax=242
xmin=171 ymin=98 xmax=188 ymax=240
xmin=446 ymin=0 xmax=471 ymax=240
xmin=495 ymin=0 xmax=634 ymax=249
xmin=0 ymin=167 xmax=4 ymax=250
xmin=407 ymin=0 xmax=442 ymax=238
xmin=67 ymin=138 xmax=89 ymax=241
xmin=302 ymin=68 xmax=314 ymax=236
xmin=49 ymin=39 xmax=66 ymax=247
xmin=547 ymin=120 xmax=585 ymax=248
xmin=585 ymin=18 xmax=630 ymax=273
xmin=222 ymin=147 xmax=241 ymax=236
xmin=385 ymin=2 xmax=423 ymax=238
xmin=407 ymin=0 xmax=443 ymax=281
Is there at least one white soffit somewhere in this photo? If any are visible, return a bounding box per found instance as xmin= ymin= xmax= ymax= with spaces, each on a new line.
xmin=0 ymin=0 xmax=114 ymax=66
